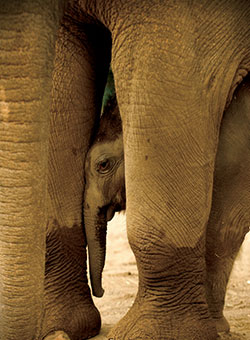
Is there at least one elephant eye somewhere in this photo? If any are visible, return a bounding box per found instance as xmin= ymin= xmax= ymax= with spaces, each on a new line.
xmin=96 ymin=158 xmax=113 ymax=174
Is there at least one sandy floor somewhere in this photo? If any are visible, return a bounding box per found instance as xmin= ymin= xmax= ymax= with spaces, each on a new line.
xmin=92 ymin=214 xmax=250 ymax=340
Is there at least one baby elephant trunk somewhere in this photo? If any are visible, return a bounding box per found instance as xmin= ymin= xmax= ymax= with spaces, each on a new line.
xmin=84 ymin=203 xmax=108 ymax=297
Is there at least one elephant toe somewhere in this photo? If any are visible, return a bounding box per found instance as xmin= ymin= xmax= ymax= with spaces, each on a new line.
xmin=43 ymin=330 xmax=71 ymax=340
xmin=214 ymin=316 xmax=230 ymax=333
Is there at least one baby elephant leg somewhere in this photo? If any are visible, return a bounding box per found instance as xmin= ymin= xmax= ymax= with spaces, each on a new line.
xmin=206 ymin=78 xmax=250 ymax=333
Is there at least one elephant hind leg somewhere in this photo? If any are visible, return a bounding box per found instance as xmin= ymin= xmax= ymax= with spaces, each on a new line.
xmin=206 ymin=77 xmax=250 ymax=333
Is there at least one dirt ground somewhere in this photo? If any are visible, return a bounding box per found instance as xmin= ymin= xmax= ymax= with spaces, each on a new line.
xmin=92 ymin=214 xmax=250 ymax=340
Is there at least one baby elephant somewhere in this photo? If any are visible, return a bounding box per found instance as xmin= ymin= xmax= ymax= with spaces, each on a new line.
xmin=84 ymin=95 xmax=125 ymax=297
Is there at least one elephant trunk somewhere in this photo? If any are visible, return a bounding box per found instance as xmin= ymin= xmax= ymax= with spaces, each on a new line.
xmin=84 ymin=204 xmax=108 ymax=298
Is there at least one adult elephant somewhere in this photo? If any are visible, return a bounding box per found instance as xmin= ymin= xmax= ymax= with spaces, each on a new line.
xmin=0 ymin=1 xmax=250 ymax=340
xmin=84 ymin=75 xmax=250 ymax=336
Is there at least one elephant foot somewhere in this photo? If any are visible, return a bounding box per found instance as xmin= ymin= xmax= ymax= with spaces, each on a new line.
xmin=41 ymin=302 xmax=101 ymax=340
xmin=108 ymin=298 xmax=217 ymax=340
xmin=213 ymin=316 xmax=230 ymax=333
xmin=43 ymin=331 xmax=71 ymax=340
xmin=43 ymin=224 xmax=101 ymax=339
xmin=39 ymin=301 xmax=101 ymax=340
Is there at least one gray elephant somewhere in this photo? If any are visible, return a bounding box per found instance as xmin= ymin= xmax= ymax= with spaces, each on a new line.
xmin=1 ymin=1 xmax=250 ymax=340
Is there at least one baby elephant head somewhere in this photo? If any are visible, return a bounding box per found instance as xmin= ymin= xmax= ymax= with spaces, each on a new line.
xmin=84 ymin=95 xmax=125 ymax=297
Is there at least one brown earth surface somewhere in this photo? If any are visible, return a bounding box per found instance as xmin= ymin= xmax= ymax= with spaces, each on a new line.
xmin=91 ymin=214 xmax=250 ymax=340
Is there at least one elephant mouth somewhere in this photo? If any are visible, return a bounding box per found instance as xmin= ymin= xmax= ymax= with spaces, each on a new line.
xmin=106 ymin=202 xmax=125 ymax=221
xmin=102 ymin=199 xmax=126 ymax=223
xmin=104 ymin=187 xmax=126 ymax=222
xmin=106 ymin=205 xmax=116 ymax=221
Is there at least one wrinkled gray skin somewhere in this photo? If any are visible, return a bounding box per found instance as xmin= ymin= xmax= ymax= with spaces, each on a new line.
xmin=84 ymin=96 xmax=125 ymax=296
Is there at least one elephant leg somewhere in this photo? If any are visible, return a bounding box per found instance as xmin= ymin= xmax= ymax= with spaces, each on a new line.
xmin=41 ymin=7 xmax=111 ymax=340
xmin=0 ymin=2 xmax=62 ymax=339
xmin=109 ymin=88 xmax=218 ymax=340
xmin=206 ymin=77 xmax=250 ymax=333
xmin=108 ymin=21 xmax=222 ymax=340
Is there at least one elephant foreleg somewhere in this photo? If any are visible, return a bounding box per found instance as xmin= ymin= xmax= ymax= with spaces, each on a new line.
xmin=109 ymin=15 xmax=221 ymax=340
xmin=0 ymin=3 xmax=62 ymax=339
xmin=206 ymin=76 xmax=250 ymax=333
xmin=41 ymin=7 xmax=111 ymax=340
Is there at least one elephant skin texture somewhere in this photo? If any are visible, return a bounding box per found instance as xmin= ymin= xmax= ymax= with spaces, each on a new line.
xmin=0 ymin=1 xmax=250 ymax=340
xmin=84 ymin=95 xmax=125 ymax=298
xmin=84 ymin=78 xmax=250 ymax=335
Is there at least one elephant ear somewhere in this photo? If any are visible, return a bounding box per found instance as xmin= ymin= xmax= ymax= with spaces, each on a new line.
xmin=96 ymin=94 xmax=122 ymax=144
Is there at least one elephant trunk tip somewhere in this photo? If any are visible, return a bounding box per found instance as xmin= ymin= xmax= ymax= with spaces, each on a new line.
xmin=92 ymin=286 xmax=105 ymax=298
xmin=91 ymin=277 xmax=105 ymax=297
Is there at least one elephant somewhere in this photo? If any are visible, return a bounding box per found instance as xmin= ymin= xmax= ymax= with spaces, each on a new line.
xmin=84 ymin=76 xmax=250 ymax=334
xmin=1 ymin=1 xmax=250 ymax=340
xmin=84 ymin=94 xmax=125 ymax=296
